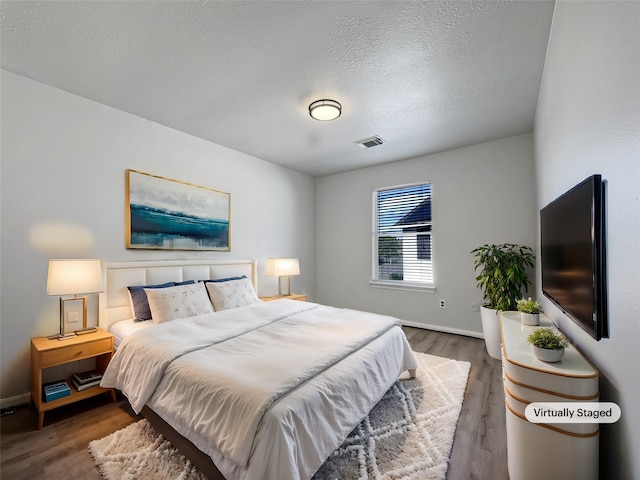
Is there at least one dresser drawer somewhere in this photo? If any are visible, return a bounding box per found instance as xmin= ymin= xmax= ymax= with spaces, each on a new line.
xmin=40 ymin=338 xmax=112 ymax=368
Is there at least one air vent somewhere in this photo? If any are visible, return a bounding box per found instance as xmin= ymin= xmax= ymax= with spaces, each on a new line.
xmin=355 ymin=135 xmax=384 ymax=149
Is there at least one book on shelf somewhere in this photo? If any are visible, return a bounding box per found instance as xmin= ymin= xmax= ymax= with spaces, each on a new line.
xmin=71 ymin=370 xmax=102 ymax=385
xmin=71 ymin=377 xmax=102 ymax=392
xmin=43 ymin=381 xmax=71 ymax=402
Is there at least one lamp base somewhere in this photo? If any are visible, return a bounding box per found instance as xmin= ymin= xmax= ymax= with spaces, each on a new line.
xmin=47 ymin=333 xmax=76 ymax=341
xmin=278 ymin=276 xmax=292 ymax=296
xmin=75 ymin=327 xmax=97 ymax=335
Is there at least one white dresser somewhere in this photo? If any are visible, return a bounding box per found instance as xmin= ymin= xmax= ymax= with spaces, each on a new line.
xmin=500 ymin=311 xmax=599 ymax=480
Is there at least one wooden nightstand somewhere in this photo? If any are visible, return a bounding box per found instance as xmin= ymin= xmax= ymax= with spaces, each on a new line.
xmin=260 ymin=294 xmax=307 ymax=302
xmin=30 ymin=328 xmax=116 ymax=429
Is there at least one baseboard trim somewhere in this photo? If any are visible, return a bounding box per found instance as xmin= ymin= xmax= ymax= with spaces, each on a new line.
xmin=400 ymin=319 xmax=484 ymax=339
xmin=1 ymin=392 xmax=30 ymax=410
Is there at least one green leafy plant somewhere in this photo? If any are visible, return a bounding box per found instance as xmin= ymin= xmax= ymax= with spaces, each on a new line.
xmin=527 ymin=328 xmax=568 ymax=350
xmin=471 ymin=243 xmax=535 ymax=311
xmin=517 ymin=297 xmax=541 ymax=314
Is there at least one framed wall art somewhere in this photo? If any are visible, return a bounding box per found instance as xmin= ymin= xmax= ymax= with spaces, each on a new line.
xmin=126 ymin=169 xmax=230 ymax=251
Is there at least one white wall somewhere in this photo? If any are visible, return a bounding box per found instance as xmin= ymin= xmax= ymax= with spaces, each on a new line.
xmin=0 ymin=70 xmax=316 ymax=401
xmin=534 ymin=2 xmax=640 ymax=478
xmin=316 ymin=134 xmax=537 ymax=336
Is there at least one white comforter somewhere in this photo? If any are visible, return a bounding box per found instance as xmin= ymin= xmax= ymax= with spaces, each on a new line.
xmin=102 ymin=300 xmax=417 ymax=479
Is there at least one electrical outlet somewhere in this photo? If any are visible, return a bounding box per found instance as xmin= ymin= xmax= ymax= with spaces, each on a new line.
xmin=439 ymin=299 xmax=446 ymax=309
xmin=471 ymin=303 xmax=480 ymax=312
xmin=67 ymin=312 xmax=79 ymax=324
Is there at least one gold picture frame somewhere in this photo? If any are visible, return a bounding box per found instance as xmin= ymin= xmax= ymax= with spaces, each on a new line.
xmin=125 ymin=169 xmax=231 ymax=251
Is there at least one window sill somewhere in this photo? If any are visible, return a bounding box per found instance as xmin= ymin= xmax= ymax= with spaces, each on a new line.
xmin=369 ymin=280 xmax=436 ymax=293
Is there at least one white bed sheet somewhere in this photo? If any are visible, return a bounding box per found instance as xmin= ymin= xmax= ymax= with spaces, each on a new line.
xmin=105 ymin=300 xmax=417 ymax=480
xmin=109 ymin=318 xmax=152 ymax=349
xmin=152 ymin=324 xmax=414 ymax=480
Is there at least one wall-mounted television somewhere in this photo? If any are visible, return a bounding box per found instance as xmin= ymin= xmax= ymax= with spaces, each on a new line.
xmin=540 ymin=174 xmax=608 ymax=340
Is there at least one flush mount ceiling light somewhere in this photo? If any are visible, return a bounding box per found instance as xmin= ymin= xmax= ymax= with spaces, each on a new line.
xmin=309 ymin=99 xmax=342 ymax=121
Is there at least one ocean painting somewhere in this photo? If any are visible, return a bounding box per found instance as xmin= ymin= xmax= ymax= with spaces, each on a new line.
xmin=126 ymin=170 xmax=230 ymax=250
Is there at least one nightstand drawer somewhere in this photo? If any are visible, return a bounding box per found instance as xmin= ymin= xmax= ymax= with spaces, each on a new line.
xmin=40 ymin=338 xmax=112 ymax=368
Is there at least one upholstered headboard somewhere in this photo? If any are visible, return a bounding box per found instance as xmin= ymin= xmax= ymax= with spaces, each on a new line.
xmin=98 ymin=259 xmax=258 ymax=331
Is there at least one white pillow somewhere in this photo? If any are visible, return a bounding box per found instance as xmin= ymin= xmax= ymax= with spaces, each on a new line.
xmin=205 ymin=277 xmax=259 ymax=311
xmin=145 ymin=282 xmax=214 ymax=324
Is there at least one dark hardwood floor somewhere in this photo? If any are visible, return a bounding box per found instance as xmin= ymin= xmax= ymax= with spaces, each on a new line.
xmin=0 ymin=326 xmax=507 ymax=479
xmin=402 ymin=327 xmax=508 ymax=480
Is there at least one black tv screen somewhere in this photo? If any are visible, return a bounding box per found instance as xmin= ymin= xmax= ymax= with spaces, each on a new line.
xmin=540 ymin=175 xmax=608 ymax=340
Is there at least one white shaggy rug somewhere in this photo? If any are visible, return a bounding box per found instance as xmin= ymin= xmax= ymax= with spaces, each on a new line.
xmin=89 ymin=352 xmax=470 ymax=480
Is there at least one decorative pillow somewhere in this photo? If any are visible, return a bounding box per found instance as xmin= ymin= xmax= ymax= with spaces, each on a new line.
xmin=145 ymin=282 xmax=214 ymax=324
xmin=127 ymin=282 xmax=174 ymax=322
xmin=205 ymin=277 xmax=259 ymax=311
xmin=199 ymin=275 xmax=246 ymax=284
xmin=174 ymin=280 xmax=196 ymax=286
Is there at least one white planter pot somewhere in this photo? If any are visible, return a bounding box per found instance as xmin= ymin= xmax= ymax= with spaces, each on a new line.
xmin=532 ymin=345 xmax=564 ymax=363
xmin=480 ymin=306 xmax=502 ymax=359
xmin=520 ymin=312 xmax=540 ymax=326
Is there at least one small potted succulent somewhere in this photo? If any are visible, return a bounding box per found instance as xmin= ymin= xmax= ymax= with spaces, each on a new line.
xmin=527 ymin=328 xmax=568 ymax=363
xmin=517 ymin=297 xmax=541 ymax=326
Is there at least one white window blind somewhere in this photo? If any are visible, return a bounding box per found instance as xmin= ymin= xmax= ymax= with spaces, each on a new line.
xmin=372 ymin=183 xmax=434 ymax=290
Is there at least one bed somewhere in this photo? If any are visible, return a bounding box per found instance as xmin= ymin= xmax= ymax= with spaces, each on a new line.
xmin=99 ymin=259 xmax=417 ymax=480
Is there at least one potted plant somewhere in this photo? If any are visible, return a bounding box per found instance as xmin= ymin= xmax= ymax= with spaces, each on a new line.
xmin=471 ymin=243 xmax=535 ymax=359
xmin=527 ymin=328 xmax=568 ymax=363
xmin=517 ymin=297 xmax=541 ymax=326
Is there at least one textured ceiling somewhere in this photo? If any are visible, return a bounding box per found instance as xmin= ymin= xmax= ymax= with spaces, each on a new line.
xmin=1 ymin=1 xmax=555 ymax=177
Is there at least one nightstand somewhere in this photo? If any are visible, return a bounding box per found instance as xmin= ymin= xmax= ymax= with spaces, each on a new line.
xmin=30 ymin=328 xmax=116 ymax=429
xmin=260 ymin=294 xmax=307 ymax=302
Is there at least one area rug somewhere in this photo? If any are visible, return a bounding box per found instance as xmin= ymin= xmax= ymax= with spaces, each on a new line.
xmin=89 ymin=352 xmax=470 ymax=480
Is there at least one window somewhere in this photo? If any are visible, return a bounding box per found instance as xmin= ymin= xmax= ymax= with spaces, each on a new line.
xmin=372 ymin=183 xmax=434 ymax=290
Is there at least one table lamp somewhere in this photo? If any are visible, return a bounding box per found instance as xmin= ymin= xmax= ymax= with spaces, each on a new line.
xmin=46 ymin=259 xmax=104 ymax=339
xmin=266 ymin=258 xmax=300 ymax=296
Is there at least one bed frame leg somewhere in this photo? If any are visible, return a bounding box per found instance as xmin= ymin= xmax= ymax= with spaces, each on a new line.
xmin=408 ymin=369 xmax=417 ymax=378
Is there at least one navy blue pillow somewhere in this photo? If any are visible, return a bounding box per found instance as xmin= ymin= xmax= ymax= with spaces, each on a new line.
xmin=127 ymin=282 xmax=174 ymax=322
xmin=174 ymin=280 xmax=196 ymax=286
xmin=200 ymin=275 xmax=246 ymax=284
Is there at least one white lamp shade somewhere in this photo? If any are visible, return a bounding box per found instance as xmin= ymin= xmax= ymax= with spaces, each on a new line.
xmin=47 ymin=259 xmax=104 ymax=295
xmin=266 ymin=258 xmax=300 ymax=277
